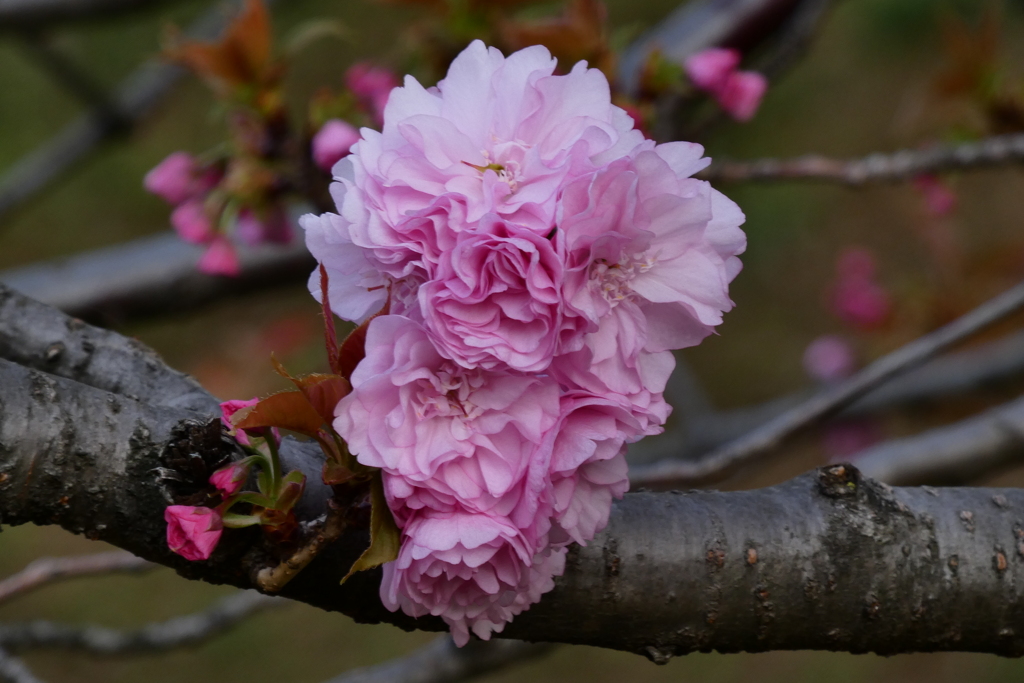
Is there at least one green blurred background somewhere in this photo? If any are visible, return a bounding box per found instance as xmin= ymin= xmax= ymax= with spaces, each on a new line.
xmin=3 ymin=0 xmax=1024 ymax=680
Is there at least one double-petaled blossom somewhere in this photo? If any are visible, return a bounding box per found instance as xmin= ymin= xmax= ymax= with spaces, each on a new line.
xmin=335 ymin=315 xmax=561 ymax=532
xmin=165 ymin=505 xmax=223 ymax=561
xmin=381 ymin=511 xmax=566 ymax=646
xmin=311 ymin=40 xmax=746 ymax=645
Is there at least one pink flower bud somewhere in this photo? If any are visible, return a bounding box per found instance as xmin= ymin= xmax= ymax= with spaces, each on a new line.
xmin=345 ymin=63 xmax=399 ymax=125
xmin=220 ymin=397 xmax=260 ymax=446
xmin=684 ymin=48 xmax=740 ymax=91
xmin=312 ymin=119 xmax=361 ymax=172
xmin=831 ymin=248 xmax=891 ymax=331
xmin=803 ymin=335 xmax=855 ymax=382
xmin=236 ymin=207 xmax=294 ymax=246
xmin=209 ymin=461 xmax=252 ymax=497
xmin=913 ymin=174 xmax=957 ymax=217
xmin=165 ymin=505 xmax=223 ymax=561
xmin=170 ymin=200 xmax=215 ymax=244
xmin=198 ymin=237 xmax=241 ymax=277
xmin=144 ymin=152 xmax=198 ymax=205
xmin=716 ymin=70 xmax=767 ymax=122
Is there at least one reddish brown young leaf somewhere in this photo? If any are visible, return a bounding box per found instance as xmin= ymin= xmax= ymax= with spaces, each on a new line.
xmin=228 ymin=0 xmax=273 ymax=79
xmin=318 ymin=264 xmax=342 ymax=375
xmin=232 ymin=390 xmax=324 ymax=437
xmin=165 ymin=0 xmax=278 ymax=96
xmin=500 ymin=0 xmax=612 ymax=76
xmin=336 ymin=299 xmax=390 ymax=381
xmin=271 ymin=358 xmax=350 ymax=425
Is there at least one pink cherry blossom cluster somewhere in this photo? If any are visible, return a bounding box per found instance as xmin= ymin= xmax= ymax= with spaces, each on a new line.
xmin=304 ymin=41 xmax=747 ymax=645
xmin=145 ymin=153 xmax=293 ymax=276
xmin=683 ymin=48 xmax=767 ymax=122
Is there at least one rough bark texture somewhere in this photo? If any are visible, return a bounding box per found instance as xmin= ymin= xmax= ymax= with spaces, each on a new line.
xmin=0 ymin=283 xmax=215 ymax=413
xmin=3 ymin=352 xmax=1024 ymax=659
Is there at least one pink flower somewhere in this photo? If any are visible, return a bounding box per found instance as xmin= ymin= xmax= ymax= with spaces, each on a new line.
xmin=716 ymin=71 xmax=767 ymax=122
xmin=419 ymin=216 xmax=563 ymax=372
xmin=307 ymin=41 xmax=646 ymax=315
xmin=345 ymin=62 xmax=400 ymax=125
xmin=145 ymin=152 xmax=198 ymax=205
xmin=547 ymin=393 xmax=639 ymax=546
xmin=684 ymin=48 xmax=767 ymax=121
xmin=171 ymin=200 xmax=215 ymax=244
xmin=220 ymin=397 xmax=259 ymax=446
xmin=335 ymin=315 xmax=561 ymax=529
xmin=305 ymin=42 xmax=748 ymax=644
xmin=145 ymin=152 xmax=220 ymax=205
xmin=209 ymin=461 xmax=251 ymax=497
xmin=684 ymin=48 xmax=740 ymax=91
xmin=831 ymin=247 xmax=890 ymax=331
xmin=803 ymin=335 xmax=855 ymax=382
xmin=552 ymin=144 xmax=745 ymax=426
xmin=913 ymin=174 xmax=957 ymax=217
xmin=312 ymin=119 xmax=361 ymax=172
xmin=198 ymin=237 xmax=241 ymax=277
xmin=165 ymin=506 xmax=223 ymax=561
xmin=236 ymin=207 xmax=293 ymax=246
xmin=380 ymin=510 xmax=566 ymax=646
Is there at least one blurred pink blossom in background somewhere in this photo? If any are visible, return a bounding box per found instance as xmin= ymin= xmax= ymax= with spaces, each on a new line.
xmin=913 ymin=174 xmax=957 ymax=218
xmin=831 ymin=247 xmax=891 ymax=330
xmin=345 ymin=62 xmax=399 ymax=125
xmin=802 ymin=335 xmax=855 ymax=381
xmin=684 ymin=48 xmax=767 ymax=121
xmin=312 ymin=119 xmax=361 ymax=172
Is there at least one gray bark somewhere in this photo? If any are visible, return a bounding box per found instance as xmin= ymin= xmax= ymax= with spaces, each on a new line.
xmin=3 ymin=353 xmax=1024 ymax=658
xmin=5 ymin=285 xmax=1024 ymax=660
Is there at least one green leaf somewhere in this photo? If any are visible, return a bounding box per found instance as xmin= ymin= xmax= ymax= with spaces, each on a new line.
xmin=231 ymin=491 xmax=276 ymax=508
xmin=341 ymin=472 xmax=400 ymax=584
xmin=222 ymin=512 xmax=262 ymax=528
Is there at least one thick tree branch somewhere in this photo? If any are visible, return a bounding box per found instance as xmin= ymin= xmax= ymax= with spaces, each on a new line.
xmin=0 ymin=232 xmax=315 ymax=326
xmin=0 ymin=282 xmax=216 ymax=413
xmin=3 ymin=351 xmax=1024 ymax=657
xmin=0 ymin=551 xmax=153 ymax=606
xmin=702 ymin=133 xmax=1024 ymax=184
xmin=325 ymin=637 xmax=552 ymax=683
xmin=631 ymin=280 xmax=1024 ymax=487
xmin=0 ymin=591 xmax=279 ymax=654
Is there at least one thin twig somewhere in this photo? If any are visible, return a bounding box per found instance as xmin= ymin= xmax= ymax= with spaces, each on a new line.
xmin=629 ymin=327 xmax=1024 ymax=465
xmin=854 ymin=393 xmax=1024 ymax=486
xmin=0 ymin=0 xmax=176 ymax=30
xmin=0 ymin=591 xmax=280 ymax=654
xmin=0 ymin=551 xmax=154 ymax=606
xmin=0 ymin=0 xmax=272 ymax=225
xmin=256 ymin=507 xmax=346 ymax=593
xmin=702 ymin=133 xmax=1024 ymax=184
xmin=616 ymin=0 xmax=805 ymax=95
xmin=324 ymin=636 xmax=553 ymax=683
xmin=0 ymin=647 xmax=44 ymax=683
xmin=631 ymin=279 xmax=1024 ymax=487
xmin=15 ymin=33 xmax=128 ymax=126
xmin=0 ymin=230 xmax=315 ymax=325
